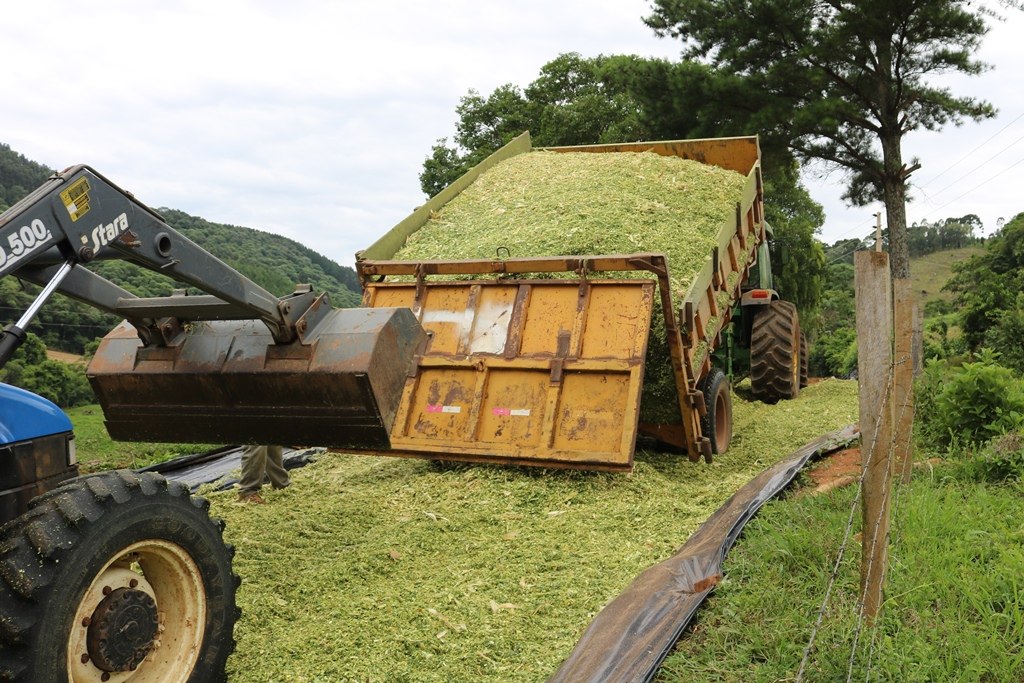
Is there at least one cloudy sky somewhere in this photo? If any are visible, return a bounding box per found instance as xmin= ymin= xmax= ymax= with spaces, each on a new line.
xmin=6 ymin=2 xmax=1023 ymax=269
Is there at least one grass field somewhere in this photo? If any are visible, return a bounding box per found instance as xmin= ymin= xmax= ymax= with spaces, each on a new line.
xmin=64 ymin=363 xmax=1023 ymax=681
xmin=658 ymin=466 xmax=1024 ymax=682
xmin=910 ymin=245 xmax=981 ymax=309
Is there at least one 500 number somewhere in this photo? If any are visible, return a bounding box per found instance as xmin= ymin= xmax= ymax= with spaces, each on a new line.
xmin=0 ymin=219 xmax=51 ymax=269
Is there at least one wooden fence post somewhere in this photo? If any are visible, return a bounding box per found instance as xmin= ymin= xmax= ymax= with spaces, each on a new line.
xmin=855 ymin=251 xmax=893 ymax=624
xmin=893 ymin=279 xmax=916 ymax=483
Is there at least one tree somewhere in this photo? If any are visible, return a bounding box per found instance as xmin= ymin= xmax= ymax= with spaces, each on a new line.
xmin=945 ymin=211 xmax=1024 ymax=369
xmin=421 ymin=53 xmax=828 ymax=321
xmin=420 ymin=53 xmax=649 ymax=196
xmin=645 ymin=0 xmax=1006 ymax=279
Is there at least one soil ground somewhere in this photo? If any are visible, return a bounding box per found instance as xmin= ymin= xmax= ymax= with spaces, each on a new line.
xmin=805 ymin=446 xmax=862 ymax=495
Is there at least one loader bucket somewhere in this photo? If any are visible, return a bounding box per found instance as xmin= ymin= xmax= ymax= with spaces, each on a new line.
xmin=87 ymin=307 xmax=426 ymax=449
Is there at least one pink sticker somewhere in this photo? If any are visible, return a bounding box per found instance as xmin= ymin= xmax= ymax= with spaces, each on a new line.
xmin=426 ymin=404 xmax=461 ymax=414
xmin=492 ymin=407 xmax=511 ymax=416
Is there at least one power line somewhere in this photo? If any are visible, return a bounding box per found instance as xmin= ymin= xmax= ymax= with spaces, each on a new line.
xmin=920 ymin=130 xmax=1024 ymax=199
xmin=917 ymin=111 xmax=1024 ymax=189
xmin=917 ymin=153 xmax=1024 ymax=223
xmin=821 ymin=112 xmax=1023 ymax=247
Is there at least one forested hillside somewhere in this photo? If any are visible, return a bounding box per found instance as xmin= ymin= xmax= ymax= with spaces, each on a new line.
xmin=0 ymin=143 xmax=51 ymax=212
xmin=0 ymin=144 xmax=361 ymax=353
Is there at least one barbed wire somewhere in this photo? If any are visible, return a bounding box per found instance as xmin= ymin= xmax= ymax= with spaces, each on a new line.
xmin=795 ymin=358 xmax=895 ymax=681
xmin=844 ymin=369 xmax=897 ymax=681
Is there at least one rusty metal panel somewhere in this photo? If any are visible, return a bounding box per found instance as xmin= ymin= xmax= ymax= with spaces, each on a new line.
xmin=87 ymin=308 xmax=426 ymax=449
xmin=365 ymin=279 xmax=654 ymax=470
xmin=580 ymin=284 xmax=653 ymax=359
xmin=477 ymin=369 xmax=547 ymax=448
xmin=552 ymin=372 xmax=633 ymax=456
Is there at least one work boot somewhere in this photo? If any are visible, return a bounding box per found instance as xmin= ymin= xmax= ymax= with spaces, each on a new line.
xmin=237 ymin=491 xmax=266 ymax=505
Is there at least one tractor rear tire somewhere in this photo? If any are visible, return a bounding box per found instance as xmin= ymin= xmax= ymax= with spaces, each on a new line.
xmin=750 ymin=300 xmax=801 ymax=404
xmin=800 ymin=331 xmax=809 ymax=388
xmin=0 ymin=470 xmax=239 ymax=682
xmin=699 ymin=368 xmax=732 ymax=455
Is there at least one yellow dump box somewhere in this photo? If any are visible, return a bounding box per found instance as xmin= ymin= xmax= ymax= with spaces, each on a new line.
xmin=356 ymin=133 xmax=768 ymax=471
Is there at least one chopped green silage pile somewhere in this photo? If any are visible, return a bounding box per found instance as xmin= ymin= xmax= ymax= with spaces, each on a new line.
xmin=209 ymin=379 xmax=858 ymax=682
xmin=394 ymin=150 xmax=747 ymax=295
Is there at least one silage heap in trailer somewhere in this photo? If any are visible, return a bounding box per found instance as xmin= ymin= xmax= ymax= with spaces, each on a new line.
xmin=394 ymin=150 xmax=747 ymax=297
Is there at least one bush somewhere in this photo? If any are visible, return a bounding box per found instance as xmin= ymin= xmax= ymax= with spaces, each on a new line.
xmin=17 ymin=360 xmax=94 ymax=408
xmin=967 ymin=432 xmax=1024 ymax=483
xmin=923 ymin=298 xmax=953 ymax=317
xmin=983 ymin=297 xmax=1024 ymax=374
xmin=922 ymin=316 xmax=967 ymax=362
xmin=808 ymin=325 xmax=857 ymax=378
xmin=916 ymin=351 xmax=1024 ymax=449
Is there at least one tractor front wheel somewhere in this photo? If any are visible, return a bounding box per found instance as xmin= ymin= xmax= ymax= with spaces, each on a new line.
xmin=0 ymin=470 xmax=238 ymax=682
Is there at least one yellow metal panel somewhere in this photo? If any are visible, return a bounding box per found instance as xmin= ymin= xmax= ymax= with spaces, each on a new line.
xmin=400 ymin=367 xmax=476 ymax=441
xmin=370 ymin=288 xmax=416 ymax=310
xmin=552 ymin=371 xmax=632 ymax=457
xmin=519 ymin=284 xmax=578 ymax=356
xmin=419 ymin=286 xmax=472 ymax=355
xmin=580 ymin=284 xmax=653 ymax=360
xmin=468 ymin=285 xmax=518 ymax=354
xmin=477 ymin=369 xmax=547 ymax=448
xmin=366 ymin=279 xmax=654 ymax=470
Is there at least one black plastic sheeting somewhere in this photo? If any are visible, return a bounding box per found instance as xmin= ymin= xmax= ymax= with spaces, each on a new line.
xmin=137 ymin=446 xmax=327 ymax=492
xmin=548 ymin=424 xmax=859 ymax=683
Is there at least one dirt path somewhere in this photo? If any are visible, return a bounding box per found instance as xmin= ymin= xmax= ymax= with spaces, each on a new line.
xmin=46 ymin=349 xmax=84 ymax=364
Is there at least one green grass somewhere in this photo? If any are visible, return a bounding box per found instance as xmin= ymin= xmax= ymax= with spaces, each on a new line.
xmin=910 ymin=246 xmax=981 ymax=308
xmin=656 ymin=466 xmax=1024 ymax=682
xmin=67 ymin=380 xmax=1022 ymax=682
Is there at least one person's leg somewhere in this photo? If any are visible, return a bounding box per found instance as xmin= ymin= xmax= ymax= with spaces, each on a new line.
xmin=238 ymin=445 xmax=269 ymax=495
xmin=264 ymin=445 xmax=290 ymax=490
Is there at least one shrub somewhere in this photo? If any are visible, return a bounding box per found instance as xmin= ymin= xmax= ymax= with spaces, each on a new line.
xmin=916 ymin=351 xmax=1024 ymax=450
xmin=18 ymin=360 xmax=94 ymax=408
xmin=983 ymin=297 xmax=1024 ymax=374
xmin=809 ymin=326 xmax=857 ymax=378
xmin=923 ymin=298 xmax=953 ymax=317
xmin=967 ymin=432 xmax=1024 ymax=483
